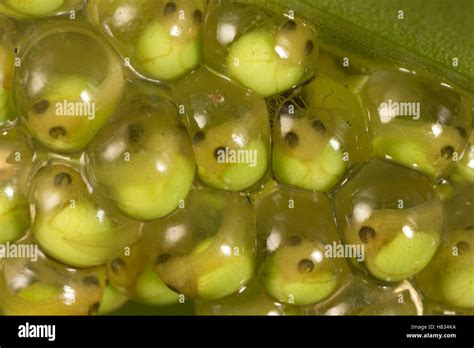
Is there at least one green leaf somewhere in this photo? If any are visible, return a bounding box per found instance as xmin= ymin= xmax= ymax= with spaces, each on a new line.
xmin=244 ymin=0 xmax=474 ymax=94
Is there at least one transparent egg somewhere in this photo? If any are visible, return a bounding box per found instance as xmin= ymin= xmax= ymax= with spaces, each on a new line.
xmin=29 ymin=163 xmax=142 ymax=268
xmin=0 ymin=127 xmax=32 ymax=244
xmin=416 ymin=186 xmax=474 ymax=310
xmin=361 ymin=70 xmax=472 ymax=178
xmin=269 ymin=73 xmax=370 ymax=192
xmin=87 ymin=0 xmax=205 ymax=81
xmin=333 ymin=160 xmax=443 ymax=282
xmin=253 ymin=182 xmax=350 ymax=306
xmin=203 ymin=1 xmax=318 ymax=97
xmin=152 ymin=187 xmax=256 ymax=300
xmin=172 ymin=67 xmax=270 ymax=192
xmin=0 ymin=235 xmax=106 ymax=315
xmin=107 ymin=223 xmax=180 ymax=306
xmin=85 ymin=90 xmax=195 ymax=221
xmin=14 ymin=22 xmax=125 ymax=152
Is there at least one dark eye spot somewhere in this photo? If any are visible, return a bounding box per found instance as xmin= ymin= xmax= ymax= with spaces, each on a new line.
xmin=213 ymin=146 xmax=226 ymax=160
xmin=456 ymin=241 xmax=470 ymax=254
xmin=297 ymin=259 xmax=314 ymax=274
xmin=284 ymin=131 xmax=299 ymax=148
xmin=440 ymin=145 xmax=454 ymax=159
xmin=456 ymin=126 xmax=467 ymax=138
xmin=156 ymin=253 xmax=171 ymax=265
xmin=359 ymin=226 xmax=376 ymax=243
xmin=305 ymin=40 xmax=314 ymax=55
xmin=286 ymin=235 xmax=302 ymax=246
xmin=193 ymin=131 xmax=205 ymax=144
xmin=312 ymin=120 xmax=326 ymax=135
xmin=49 ymin=127 xmax=67 ymax=139
xmin=127 ymin=123 xmax=144 ymax=143
xmin=193 ymin=9 xmax=203 ymax=23
xmin=110 ymin=258 xmax=126 ymax=274
xmin=87 ymin=302 xmax=100 ymax=316
xmin=163 ymin=1 xmax=177 ymax=16
xmin=282 ymin=20 xmax=297 ymax=31
xmin=32 ymin=100 xmax=49 ymax=114
xmin=54 ymin=172 xmax=72 ymax=186
xmin=82 ymin=276 xmax=100 ymax=287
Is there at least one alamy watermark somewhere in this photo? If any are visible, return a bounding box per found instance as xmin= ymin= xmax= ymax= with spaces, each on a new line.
xmin=0 ymin=242 xmax=39 ymax=262
xmin=378 ymin=99 xmax=420 ymax=123
xmin=215 ymin=146 xmax=258 ymax=167
xmin=324 ymin=241 xmax=365 ymax=262
xmin=18 ymin=322 xmax=56 ymax=342
xmin=55 ymin=100 xmax=96 ymax=120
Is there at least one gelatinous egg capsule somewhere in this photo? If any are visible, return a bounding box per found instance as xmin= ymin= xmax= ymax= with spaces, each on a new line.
xmin=334 ymin=160 xmax=443 ymax=282
xmin=361 ymin=70 xmax=472 ymax=178
xmin=85 ymin=92 xmax=195 ymax=221
xmin=172 ymin=67 xmax=270 ymax=192
xmin=0 ymin=127 xmax=33 ymax=244
xmin=269 ymin=73 xmax=370 ymax=192
xmin=29 ymin=163 xmax=142 ymax=268
xmin=253 ymin=182 xmax=350 ymax=306
xmin=14 ymin=23 xmax=125 ymax=152
xmin=107 ymin=224 xmax=180 ymax=306
xmin=416 ymin=187 xmax=474 ymax=311
xmin=0 ymin=235 xmax=106 ymax=315
xmin=87 ymin=0 xmax=205 ymax=81
xmin=152 ymin=187 xmax=256 ymax=300
xmin=203 ymin=1 xmax=318 ymax=97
